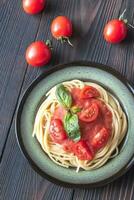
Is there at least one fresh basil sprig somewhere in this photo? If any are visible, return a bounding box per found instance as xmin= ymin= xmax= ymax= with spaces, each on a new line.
xmin=64 ymin=112 xmax=81 ymax=141
xmin=56 ymin=84 xmax=81 ymax=141
xmin=56 ymin=84 xmax=72 ymax=109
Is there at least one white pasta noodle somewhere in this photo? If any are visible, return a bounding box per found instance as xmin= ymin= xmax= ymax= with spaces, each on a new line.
xmin=33 ymin=80 xmax=127 ymax=171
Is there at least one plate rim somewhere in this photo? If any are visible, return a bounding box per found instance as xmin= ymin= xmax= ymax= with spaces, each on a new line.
xmin=15 ymin=61 xmax=134 ymax=188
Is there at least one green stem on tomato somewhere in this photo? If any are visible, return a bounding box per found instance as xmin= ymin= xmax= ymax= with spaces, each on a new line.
xmin=46 ymin=40 xmax=53 ymax=50
xmin=119 ymin=9 xmax=134 ymax=29
xmin=119 ymin=9 xmax=126 ymax=21
xmin=59 ymin=36 xmax=73 ymax=47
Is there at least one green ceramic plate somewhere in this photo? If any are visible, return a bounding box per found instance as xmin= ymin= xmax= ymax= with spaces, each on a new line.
xmin=15 ymin=61 xmax=134 ymax=188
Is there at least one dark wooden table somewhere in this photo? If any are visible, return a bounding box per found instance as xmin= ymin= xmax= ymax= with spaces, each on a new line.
xmin=1 ymin=0 xmax=134 ymax=199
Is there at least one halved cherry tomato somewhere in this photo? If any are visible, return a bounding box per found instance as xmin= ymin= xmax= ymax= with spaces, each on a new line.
xmin=73 ymin=140 xmax=93 ymax=160
xmin=23 ymin=0 xmax=46 ymax=15
xmin=90 ymin=127 xmax=109 ymax=151
xmin=26 ymin=41 xmax=51 ymax=67
xmin=80 ymin=86 xmax=100 ymax=99
xmin=78 ymin=103 xmax=99 ymax=122
xmin=51 ymin=16 xmax=73 ymax=45
xmin=103 ymin=19 xmax=127 ymax=43
xmin=49 ymin=119 xmax=67 ymax=144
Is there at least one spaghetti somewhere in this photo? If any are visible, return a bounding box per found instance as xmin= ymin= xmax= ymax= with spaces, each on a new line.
xmin=33 ymin=80 xmax=127 ymax=172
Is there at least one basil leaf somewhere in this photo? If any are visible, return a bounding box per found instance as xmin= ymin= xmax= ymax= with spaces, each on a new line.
xmin=56 ymin=84 xmax=72 ymax=109
xmin=64 ymin=112 xmax=81 ymax=141
xmin=71 ymin=106 xmax=82 ymax=114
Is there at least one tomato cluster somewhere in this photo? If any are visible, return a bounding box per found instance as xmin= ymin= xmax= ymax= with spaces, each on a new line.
xmin=23 ymin=0 xmax=73 ymax=67
xmin=22 ymin=2 xmax=133 ymax=67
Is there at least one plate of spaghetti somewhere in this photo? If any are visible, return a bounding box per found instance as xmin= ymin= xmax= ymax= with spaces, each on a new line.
xmin=16 ymin=62 xmax=134 ymax=187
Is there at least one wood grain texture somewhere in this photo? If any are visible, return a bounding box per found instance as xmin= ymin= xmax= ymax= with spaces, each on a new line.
xmin=0 ymin=0 xmax=43 ymax=158
xmin=1 ymin=0 xmax=134 ymax=199
xmin=1 ymin=120 xmax=73 ymax=200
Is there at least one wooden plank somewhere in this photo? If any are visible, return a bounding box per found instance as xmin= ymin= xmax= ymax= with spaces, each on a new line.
xmin=0 ymin=120 xmax=73 ymax=200
xmin=73 ymin=168 xmax=134 ymax=200
xmin=1 ymin=0 xmax=134 ymax=199
xmin=101 ymin=169 xmax=134 ymax=200
xmin=0 ymin=0 xmax=43 ymax=158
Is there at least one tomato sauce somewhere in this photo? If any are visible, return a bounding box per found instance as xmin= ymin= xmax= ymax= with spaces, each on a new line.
xmin=71 ymin=88 xmax=112 ymax=151
xmin=53 ymin=106 xmax=67 ymax=121
xmin=52 ymin=86 xmax=112 ymax=158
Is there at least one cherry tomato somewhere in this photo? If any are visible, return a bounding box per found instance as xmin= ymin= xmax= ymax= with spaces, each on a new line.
xmin=22 ymin=0 xmax=46 ymax=15
xmin=78 ymin=103 xmax=99 ymax=122
xmin=73 ymin=140 xmax=93 ymax=160
xmin=26 ymin=41 xmax=51 ymax=67
xmin=80 ymin=86 xmax=100 ymax=99
xmin=90 ymin=127 xmax=109 ymax=151
xmin=103 ymin=19 xmax=127 ymax=43
xmin=49 ymin=119 xmax=67 ymax=144
xmin=51 ymin=16 xmax=73 ymax=45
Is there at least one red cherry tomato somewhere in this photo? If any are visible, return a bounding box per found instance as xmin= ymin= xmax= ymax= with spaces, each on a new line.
xmin=26 ymin=41 xmax=51 ymax=67
xmin=80 ymin=86 xmax=100 ymax=99
xmin=103 ymin=19 xmax=127 ymax=43
xmin=22 ymin=0 xmax=46 ymax=15
xmin=78 ymin=103 xmax=99 ymax=122
xmin=73 ymin=140 xmax=93 ymax=160
xmin=49 ymin=119 xmax=67 ymax=144
xmin=51 ymin=16 xmax=72 ymax=41
xmin=90 ymin=127 xmax=109 ymax=151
